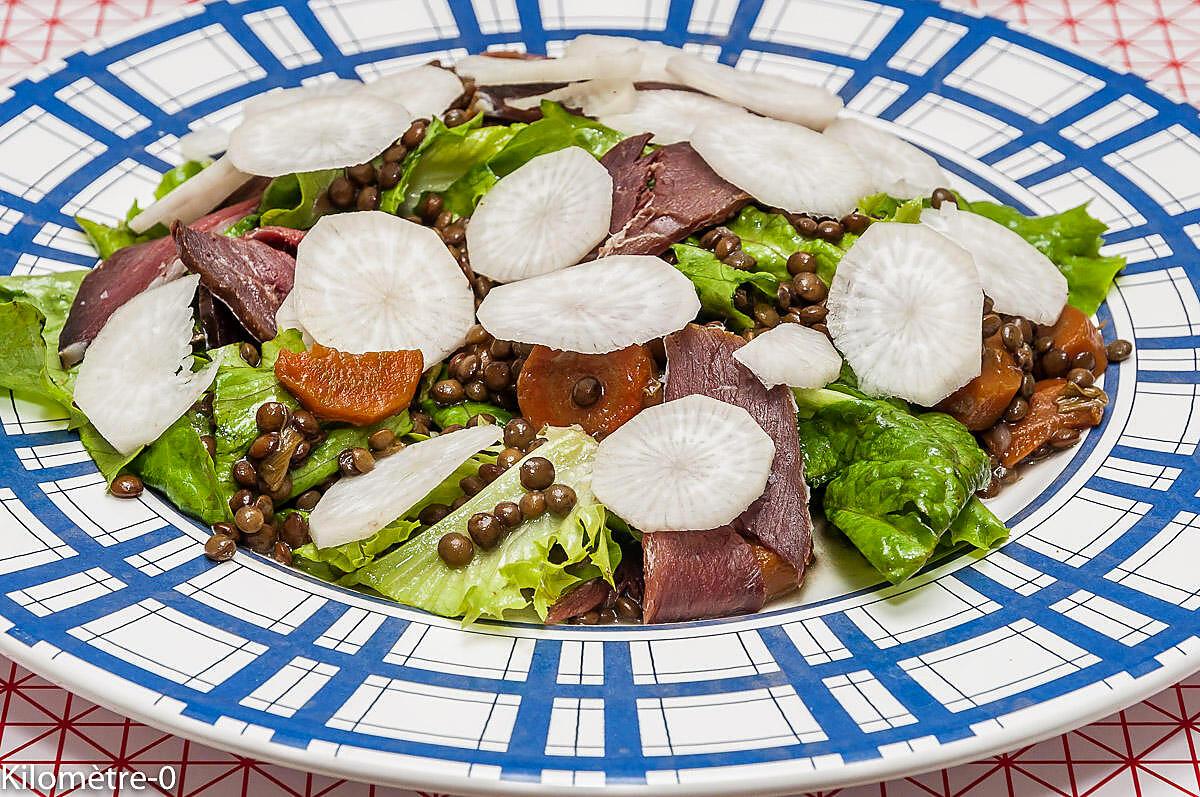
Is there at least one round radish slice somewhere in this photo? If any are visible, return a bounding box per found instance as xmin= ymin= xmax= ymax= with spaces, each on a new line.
xmin=824 ymin=118 xmax=948 ymax=198
xmin=733 ymin=324 xmax=842 ymax=389
xmin=127 ymin=155 xmax=250 ymax=235
xmin=309 ymin=425 xmax=503 ymax=549
xmin=468 ymin=148 xmax=613 ymax=282
xmin=666 ymin=52 xmax=842 ymax=130
xmin=597 ymin=88 xmax=747 ymax=145
xmin=361 ymin=65 xmax=464 ymax=119
xmin=476 ymin=255 xmax=700 ymax=353
xmin=921 ymin=205 xmax=1068 ymax=325
xmin=827 ymin=222 xmax=982 ymax=406
xmin=74 ymin=274 xmax=219 ymax=456
xmin=691 ymin=113 xmax=872 ymax=217
xmin=455 ymin=53 xmax=639 ymax=85
xmin=293 ymin=212 xmax=474 ymax=364
xmin=241 ymin=80 xmax=363 ymax=118
xmin=228 ymin=94 xmax=410 ymax=177
xmin=592 ymin=394 xmax=775 ymax=532
xmin=508 ymin=78 xmax=638 ymax=116
xmin=563 ymin=34 xmax=681 ymax=82
xmin=179 ymin=126 xmax=230 ymax=161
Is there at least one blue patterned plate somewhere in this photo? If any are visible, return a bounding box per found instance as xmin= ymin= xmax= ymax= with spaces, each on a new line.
xmin=1 ymin=0 xmax=1198 ymax=793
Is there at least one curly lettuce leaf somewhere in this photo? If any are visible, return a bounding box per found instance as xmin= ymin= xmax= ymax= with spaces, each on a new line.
xmin=794 ymin=382 xmax=1000 ymax=582
xmin=130 ymin=407 xmax=227 ymax=524
xmin=77 ymin=160 xmax=210 ymax=257
xmin=670 ymin=243 xmax=777 ymax=331
xmin=259 ymin=169 xmax=340 ymax=229
xmin=294 ymin=516 xmax=421 ymax=577
xmin=726 ymin=206 xmax=854 ymax=284
xmin=962 ymin=200 xmax=1124 ymax=315
xmin=381 ymin=115 xmax=518 ymax=215
xmin=355 ymin=427 xmax=618 ymax=623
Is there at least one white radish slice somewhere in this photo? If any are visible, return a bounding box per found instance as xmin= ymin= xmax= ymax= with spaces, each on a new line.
xmin=827 ymin=222 xmax=982 ymax=406
xmin=920 ymin=204 xmax=1068 ymax=325
xmin=508 ymin=78 xmax=637 ymax=116
xmin=563 ymin=34 xmax=681 ymax=82
xmin=666 ymin=52 xmax=842 ymax=130
xmin=127 ymin=155 xmax=250 ymax=234
xmin=293 ymin=211 xmax=474 ymax=364
xmin=468 ymin=148 xmax=613 ymax=282
xmin=597 ymin=88 xmax=747 ymax=145
xmin=592 ymin=394 xmax=775 ymax=532
xmin=477 ymin=255 xmax=700 ymax=353
xmin=454 ymin=52 xmax=640 ymax=85
xmin=309 ymin=425 xmax=503 ymax=549
xmin=241 ymin=80 xmax=363 ymax=118
xmin=733 ymin=324 xmax=842 ymax=389
xmin=179 ymin=126 xmax=230 ymax=161
xmin=824 ymin=118 xmax=948 ymax=199
xmin=228 ymin=94 xmax=410 ymax=177
xmin=74 ymin=275 xmax=219 ymax=456
xmin=691 ymin=113 xmax=872 ymax=217
xmin=361 ymin=65 xmax=464 ymax=119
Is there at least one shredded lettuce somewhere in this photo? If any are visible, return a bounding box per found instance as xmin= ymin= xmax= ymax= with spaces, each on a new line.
xmin=355 ymin=427 xmax=619 ymax=623
xmin=670 ymin=243 xmax=777 ymax=331
xmin=794 ymin=381 xmax=1004 ymax=583
xmin=259 ymin=169 xmax=340 ymax=229
xmin=726 ymin=206 xmax=854 ymax=284
xmin=76 ymin=160 xmax=210 ymax=258
xmin=961 ymin=199 xmax=1124 ymax=315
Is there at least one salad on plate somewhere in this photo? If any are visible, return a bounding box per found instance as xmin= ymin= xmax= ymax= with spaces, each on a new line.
xmin=0 ymin=38 xmax=1132 ymax=625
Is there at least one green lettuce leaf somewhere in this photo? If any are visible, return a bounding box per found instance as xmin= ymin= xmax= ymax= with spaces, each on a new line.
xmin=380 ymin=116 xmax=517 ymax=215
xmin=726 ymin=206 xmax=855 ymax=284
xmin=417 ymin=368 xmax=513 ymax=430
xmin=259 ymin=169 xmax=340 ymax=229
xmin=209 ymin=330 xmax=305 ymax=492
xmin=670 ymin=243 xmax=777 ymax=331
xmin=356 ymin=427 xmax=619 ymax=623
xmin=294 ymin=516 xmax=421 ymax=576
xmin=441 ymin=163 xmax=501 ymax=217
xmin=130 ymin=406 xmax=227 ymax=524
xmin=487 ymin=102 xmax=624 ymax=177
xmin=857 ymin=193 xmax=924 ymax=223
xmin=77 ymin=160 xmax=210 ymax=257
xmin=947 ymin=497 xmax=1008 ymax=551
xmin=0 ymin=271 xmax=88 ymax=408
xmin=222 ymin=213 xmax=260 ymax=238
xmin=794 ymin=382 xmax=1001 ymax=583
xmin=287 ymin=411 xmax=413 ymax=498
xmin=962 ymin=200 xmax=1124 ymax=315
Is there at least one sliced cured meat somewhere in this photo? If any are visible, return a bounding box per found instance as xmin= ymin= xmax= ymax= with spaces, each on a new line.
xmin=642 ymin=528 xmax=765 ymax=623
xmin=546 ymin=579 xmax=612 ymax=624
xmin=245 ymin=225 xmax=306 ymax=255
xmin=600 ymin=138 xmax=749 ymax=256
xmin=173 ymin=222 xmax=296 ymax=342
xmin=473 ymin=82 xmax=568 ymax=123
xmin=59 ymin=197 xmax=260 ymax=367
xmin=663 ymin=324 xmax=812 ymax=576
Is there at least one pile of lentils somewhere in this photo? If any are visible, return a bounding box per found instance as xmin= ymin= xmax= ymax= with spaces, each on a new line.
xmin=694 ymin=211 xmax=872 ymax=342
xmin=430 ymin=324 xmax=529 ymax=419
xmin=974 ymin=297 xmax=1132 ymax=496
xmin=427 ymin=418 xmax=578 ymax=567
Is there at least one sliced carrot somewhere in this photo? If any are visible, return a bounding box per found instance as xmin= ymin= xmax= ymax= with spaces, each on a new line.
xmin=274 ymin=344 xmax=423 ymax=426
xmin=937 ymin=333 xmax=1023 ymax=431
xmin=1046 ymin=305 xmax=1107 ymax=375
xmin=998 ymin=378 xmax=1105 ymax=467
xmin=517 ymin=345 xmax=655 ymax=438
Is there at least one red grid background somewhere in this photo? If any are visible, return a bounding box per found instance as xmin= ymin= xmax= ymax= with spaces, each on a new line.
xmin=1 ymin=1 xmax=1199 ymax=794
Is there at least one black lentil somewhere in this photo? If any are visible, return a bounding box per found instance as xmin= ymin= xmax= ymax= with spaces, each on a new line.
xmin=438 ymin=532 xmax=474 ymax=567
xmin=519 ymin=490 xmax=547 ymax=520
xmin=111 ymin=474 xmax=143 ymax=499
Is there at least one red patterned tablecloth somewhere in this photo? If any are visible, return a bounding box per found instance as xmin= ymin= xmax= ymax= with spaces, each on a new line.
xmin=2 ymin=1 xmax=1200 ymax=795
